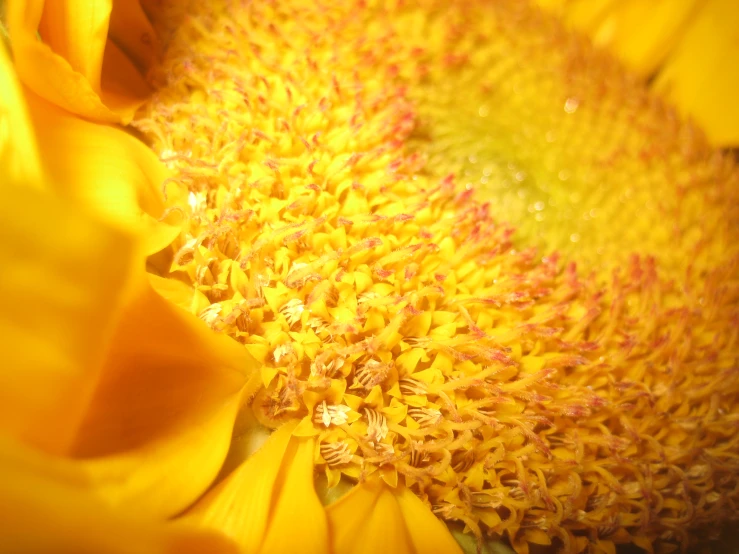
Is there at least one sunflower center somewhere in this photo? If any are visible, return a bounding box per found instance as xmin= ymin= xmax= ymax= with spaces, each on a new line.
xmin=136 ymin=0 xmax=739 ymax=550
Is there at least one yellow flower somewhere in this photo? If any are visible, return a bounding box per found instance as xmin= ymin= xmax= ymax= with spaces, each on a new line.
xmin=534 ymin=0 xmax=739 ymax=146
xmin=2 ymin=0 xmax=738 ymax=553
xmin=131 ymin=0 xmax=738 ymax=552
xmin=6 ymin=0 xmax=158 ymax=122
xmin=0 ymin=435 xmax=239 ymax=553
xmin=179 ymin=420 xmax=462 ymax=553
xmin=0 ymin=34 xmax=257 ymax=551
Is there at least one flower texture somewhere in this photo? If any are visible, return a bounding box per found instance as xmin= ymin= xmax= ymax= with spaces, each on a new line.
xmin=1 ymin=0 xmax=738 ymax=553
xmin=6 ymin=0 xmax=159 ymax=122
xmin=0 ymin=2 xmax=257 ymax=550
xmin=534 ymin=0 xmax=739 ymax=147
xmin=130 ymin=0 xmax=739 ymax=552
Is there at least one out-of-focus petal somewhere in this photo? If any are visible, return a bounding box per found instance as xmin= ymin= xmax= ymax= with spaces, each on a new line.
xmin=148 ymin=274 xmax=209 ymax=313
xmin=652 ymin=0 xmax=739 ymax=146
xmin=71 ymin=281 xmax=258 ymax=518
xmin=534 ymin=0 xmax=701 ymax=77
xmin=395 ymin=487 xmax=463 ymax=554
xmin=534 ymin=0 xmax=737 ymax=145
xmin=558 ymin=0 xmax=614 ymax=30
xmin=7 ymin=0 xmax=151 ymax=123
xmin=2 ymin=39 xmax=252 ymax=513
xmin=99 ymin=38 xmax=154 ymax=116
xmin=182 ymin=422 xmax=328 ymax=553
xmin=36 ymin=0 xmax=110 ymax=86
xmin=109 ymin=0 xmax=160 ymax=73
xmin=326 ymin=479 xmax=413 ymax=554
xmin=24 ymin=91 xmax=179 ymax=255
xmin=0 ymin=183 xmax=135 ymax=455
xmin=587 ymin=0 xmax=700 ymax=77
xmin=0 ymin=435 xmax=240 ymax=554
xmin=0 ymin=43 xmax=43 ymax=188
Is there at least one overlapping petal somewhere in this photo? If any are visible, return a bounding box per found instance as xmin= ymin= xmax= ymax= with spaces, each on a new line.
xmin=395 ymin=487 xmax=467 ymax=554
xmin=0 ymin=435 xmax=240 ymax=554
xmin=7 ymin=0 xmax=157 ymax=122
xmin=108 ymin=0 xmax=160 ymax=73
xmin=0 ymin=42 xmax=135 ymax=454
xmin=535 ymin=0 xmax=701 ymax=76
xmin=1 ymin=33 xmax=260 ymax=525
xmin=24 ymin=90 xmax=181 ymax=255
xmin=326 ymin=479 xmax=463 ymax=554
xmin=534 ymin=0 xmax=739 ymax=146
xmin=3 ymin=0 xmax=738 ymax=552
xmin=0 ymin=41 xmax=43 ymax=188
xmin=652 ymin=0 xmax=739 ymax=146
xmin=182 ymin=422 xmax=329 ymax=553
xmin=71 ymin=279 xmax=259 ymax=517
xmin=0 ymin=177 xmax=135 ymax=456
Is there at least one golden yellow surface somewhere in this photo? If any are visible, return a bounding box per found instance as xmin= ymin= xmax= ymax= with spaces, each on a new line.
xmin=134 ymin=0 xmax=739 ymax=552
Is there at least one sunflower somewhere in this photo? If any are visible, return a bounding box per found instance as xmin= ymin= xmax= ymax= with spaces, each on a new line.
xmin=1 ymin=0 xmax=738 ymax=553
xmin=534 ymin=0 xmax=739 ymax=147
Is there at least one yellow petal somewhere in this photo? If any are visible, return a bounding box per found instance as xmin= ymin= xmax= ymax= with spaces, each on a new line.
xmin=259 ymin=437 xmax=329 ymax=553
xmin=0 ymin=42 xmax=43 ymax=188
xmin=536 ymin=0 xmax=739 ymax=145
xmin=0 ymin=183 xmax=135 ymax=455
xmin=109 ymin=0 xmax=160 ymax=73
xmin=183 ymin=421 xmax=297 ymax=552
xmin=533 ymin=0 xmax=566 ymax=11
xmin=0 ymin=436 xmax=240 ymax=554
xmin=99 ymin=37 xmax=155 ymax=118
xmin=589 ymin=0 xmax=701 ymax=76
xmin=326 ymin=479 xmax=413 ymax=554
xmin=8 ymin=0 xmax=150 ymax=122
xmin=326 ymin=481 xmax=382 ymax=553
xmin=70 ymin=281 xmax=258 ymax=518
xmin=24 ymin=91 xmax=179 ymax=255
xmin=652 ymin=0 xmax=739 ymax=146
xmin=36 ymin=0 xmax=111 ymax=86
xmin=561 ymin=0 xmax=615 ymax=30
xmin=148 ymin=274 xmax=209 ymax=314
xmin=395 ymin=487 xmax=463 ymax=554
xmin=535 ymin=0 xmax=701 ymax=76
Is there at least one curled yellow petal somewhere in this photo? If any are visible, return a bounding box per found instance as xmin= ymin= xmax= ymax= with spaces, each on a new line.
xmin=24 ymin=90 xmax=180 ymax=255
xmin=109 ymin=0 xmax=160 ymax=73
xmin=0 ymin=436 xmax=240 ymax=554
xmin=36 ymin=0 xmax=110 ymax=86
xmin=7 ymin=0 xmax=152 ymax=122
xmin=0 ymin=42 xmax=42 ymax=188
xmin=2 ymin=34 xmax=246 ymax=517
xmin=0 ymin=183 xmax=135 ymax=455
xmin=70 ymin=281 xmax=258 ymax=518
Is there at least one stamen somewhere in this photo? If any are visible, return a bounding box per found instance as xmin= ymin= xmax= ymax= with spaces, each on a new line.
xmin=364 ymin=408 xmax=389 ymax=442
xmin=315 ymin=401 xmax=351 ymax=428
xmin=320 ymin=442 xmax=354 ymax=467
